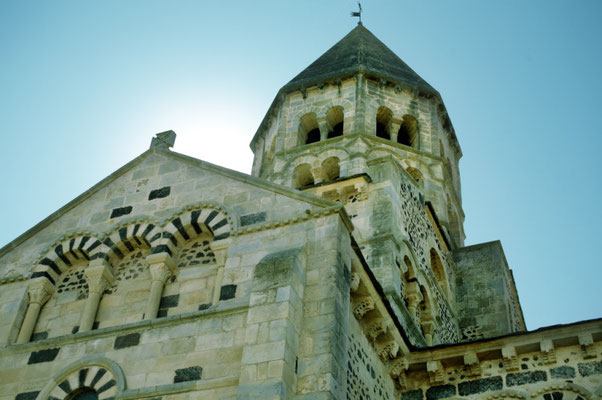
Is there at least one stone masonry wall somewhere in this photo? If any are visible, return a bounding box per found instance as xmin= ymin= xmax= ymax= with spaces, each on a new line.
xmin=346 ymin=309 xmax=398 ymax=400
xmin=453 ymin=241 xmax=523 ymax=340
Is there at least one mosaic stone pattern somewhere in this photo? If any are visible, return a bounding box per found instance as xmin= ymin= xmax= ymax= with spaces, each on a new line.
xmin=56 ymin=264 xmax=88 ymax=300
xmin=176 ymin=239 xmax=216 ymax=268
xmin=105 ymin=249 xmax=149 ymax=295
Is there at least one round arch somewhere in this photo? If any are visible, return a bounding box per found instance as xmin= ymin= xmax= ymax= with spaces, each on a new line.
xmin=36 ymin=356 xmax=126 ymax=400
xmin=32 ymin=233 xmax=108 ymax=286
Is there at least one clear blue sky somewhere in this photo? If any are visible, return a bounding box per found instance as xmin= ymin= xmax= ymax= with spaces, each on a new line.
xmin=1 ymin=1 xmax=600 ymax=330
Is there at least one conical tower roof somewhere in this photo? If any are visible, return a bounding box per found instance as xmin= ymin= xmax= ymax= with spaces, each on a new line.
xmin=282 ymin=23 xmax=437 ymax=96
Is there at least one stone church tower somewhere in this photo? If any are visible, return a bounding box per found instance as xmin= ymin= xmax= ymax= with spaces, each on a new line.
xmin=0 ymin=24 xmax=600 ymax=400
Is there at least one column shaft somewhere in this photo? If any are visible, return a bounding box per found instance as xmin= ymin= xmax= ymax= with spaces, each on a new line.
xmin=16 ymin=303 xmax=42 ymax=344
xmin=212 ymin=265 xmax=225 ymax=305
xmin=144 ymin=280 xmax=165 ymax=320
xmin=79 ymin=291 xmax=101 ymax=332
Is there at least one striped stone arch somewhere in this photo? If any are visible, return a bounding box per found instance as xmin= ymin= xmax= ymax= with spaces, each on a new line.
xmin=154 ymin=205 xmax=234 ymax=256
xmin=37 ymin=356 xmax=125 ymax=400
xmin=531 ymin=383 xmax=594 ymax=400
xmin=101 ymin=221 xmax=162 ymax=265
xmin=31 ymin=234 xmax=108 ymax=286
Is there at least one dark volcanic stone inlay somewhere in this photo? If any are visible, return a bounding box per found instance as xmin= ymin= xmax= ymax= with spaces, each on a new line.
xmin=149 ymin=186 xmax=171 ymax=200
xmin=110 ymin=206 xmax=133 ymax=218
xmin=28 ymin=348 xmax=60 ymax=364
xmin=240 ymin=212 xmax=267 ymax=226
xmin=426 ymin=385 xmax=456 ymax=400
xmin=506 ymin=371 xmax=547 ymax=387
xmin=458 ymin=376 xmax=503 ymax=396
xmin=174 ymin=366 xmax=203 ymax=383
xmin=219 ymin=284 xmax=236 ymax=301
xmin=114 ymin=332 xmax=140 ymax=349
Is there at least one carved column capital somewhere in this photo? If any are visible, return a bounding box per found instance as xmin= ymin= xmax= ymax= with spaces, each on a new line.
xmin=27 ymin=279 xmax=55 ymax=305
xmin=149 ymin=262 xmax=172 ymax=283
xmin=84 ymin=260 xmax=115 ymax=295
xmin=146 ymin=252 xmax=176 ymax=280
xmin=208 ymin=242 xmax=229 ymax=266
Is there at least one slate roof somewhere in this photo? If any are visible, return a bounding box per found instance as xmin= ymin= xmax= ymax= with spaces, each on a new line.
xmin=282 ymin=23 xmax=437 ymax=96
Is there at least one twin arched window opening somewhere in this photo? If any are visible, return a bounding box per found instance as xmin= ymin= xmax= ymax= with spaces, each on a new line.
xmin=376 ymin=106 xmax=419 ymax=148
xmin=293 ymin=156 xmax=341 ymax=189
xmin=300 ymin=107 xmax=344 ymax=145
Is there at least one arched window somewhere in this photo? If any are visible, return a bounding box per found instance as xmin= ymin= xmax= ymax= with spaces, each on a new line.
xmin=293 ymin=163 xmax=315 ymax=188
xmin=326 ymin=106 xmax=344 ymax=138
xmin=299 ymin=113 xmax=320 ymax=145
xmin=321 ymin=157 xmax=340 ymax=182
xmin=66 ymin=388 xmax=99 ymax=400
xmin=403 ymin=255 xmax=416 ymax=281
xmin=430 ymin=248 xmax=448 ymax=294
xmin=397 ymin=115 xmax=419 ymax=147
xmin=376 ymin=106 xmax=392 ymax=139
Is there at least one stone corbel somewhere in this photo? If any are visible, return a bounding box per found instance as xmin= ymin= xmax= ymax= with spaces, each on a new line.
xmin=540 ymin=339 xmax=556 ymax=365
xmin=502 ymin=345 xmax=519 ymax=372
xmin=352 ymin=296 xmax=374 ymax=319
xmin=79 ymin=259 xmax=115 ymax=332
xmin=464 ymin=352 xmax=482 ymax=377
xmin=578 ymin=333 xmax=596 ymax=359
xmin=376 ymin=340 xmax=400 ymax=361
xmin=421 ymin=319 xmax=436 ymax=346
xmin=365 ymin=317 xmax=388 ymax=341
xmin=16 ymin=278 xmax=55 ymax=344
xmin=427 ymin=360 xmax=445 ymax=385
xmin=397 ymin=371 xmax=408 ymax=389
xmin=389 ymin=357 xmax=409 ymax=378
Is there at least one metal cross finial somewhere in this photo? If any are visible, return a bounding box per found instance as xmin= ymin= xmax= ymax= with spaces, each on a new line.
xmin=351 ymin=1 xmax=362 ymax=24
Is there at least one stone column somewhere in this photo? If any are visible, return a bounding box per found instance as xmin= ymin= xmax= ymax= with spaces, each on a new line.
xmin=144 ymin=253 xmax=176 ymax=320
xmin=318 ymin=120 xmax=330 ymax=141
xmin=210 ymin=244 xmax=228 ymax=306
xmin=421 ymin=320 xmax=435 ymax=346
xmin=390 ymin=122 xmax=400 ymax=143
xmin=404 ymin=281 xmax=423 ymax=318
xmin=79 ymin=259 xmax=115 ymax=332
xmin=16 ymin=278 xmax=54 ymax=344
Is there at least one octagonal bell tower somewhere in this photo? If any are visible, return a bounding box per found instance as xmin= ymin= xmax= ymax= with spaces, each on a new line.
xmin=251 ymin=23 xmax=466 ymax=345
